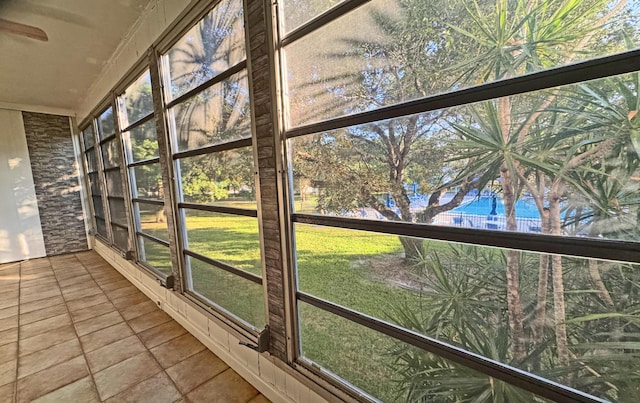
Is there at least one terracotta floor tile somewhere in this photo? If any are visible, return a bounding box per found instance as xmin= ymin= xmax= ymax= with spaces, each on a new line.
xmin=150 ymin=333 xmax=205 ymax=369
xmin=128 ymin=310 xmax=171 ymax=333
xmin=248 ymin=395 xmax=271 ymax=403
xmin=31 ymin=376 xmax=100 ymax=403
xmin=19 ymin=276 xmax=57 ymax=289
xmin=20 ymin=313 xmax=72 ymax=339
xmin=62 ymin=286 xmax=103 ymax=302
xmin=166 ymin=349 xmax=228 ymax=394
xmin=120 ymin=300 xmax=158 ymax=321
xmin=138 ymin=320 xmax=187 ymax=349
xmin=100 ymin=279 xmax=131 ymax=292
xmin=0 ymin=290 xmax=18 ymax=304
xmin=187 ymin=368 xmax=258 ymax=403
xmin=19 ymin=288 xmax=61 ymax=304
xmin=57 ymin=274 xmax=93 ymax=289
xmin=54 ymin=270 xmax=90 ymax=282
xmin=0 ymin=315 xmax=18 ymax=332
xmin=0 ymin=299 xmax=18 ymax=311
xmin=105 ymin=285 xmax=141 ymax=301
xmin=0 ymin=306 xmax=18 ymax=320
xmin=0 ymin=342 xmax=17 ymax=364
xmin=66 ymin=293 xmax=110 ymax=312
xmin=111 ymin=292 xmax=150 ymax=310
xmin=86 ymin=335 xmax=147 ymax=373
xmin=0 ymin=268 xmax=19 ymax=279
xmin=0 ymin=328 xmax=17 ymax=347
xmin=59 ymin=279 xmax=99 ymax=294
xmin=0 ymin=262 xmax=19 ymax=271
xmin=93 ymin=352 xmax=161 ymax=400
xmin=16 ymin=355 xmax=88 ymax=402
xmin=20 ymin=282 xmax=60 ymax=298
xmin=0 ymin=283 xmax=19 ymax=294
xmin=70 ymin=301 xmax=116 ymax=323
xmin=19 ymin=295 xmax=64 ymax=314
xmin=19 ymin=303 xmax=67 ymax=325
xmin=79 ymin=322 xmax=134 ymax=353
xmin=75 ymin=311 xmax=123 ymax=336
xmin=18 ymin=338 xmax=83 ymax=379
xmin=104 ymin=371 xmax=181 ymax=403
xmin=95 ymin=276 xmax=126 ymax=288
xmin=0 ymin=359 xmax=16 ymax=387
xmin=19 ymin=325 xmax=76 ymax=357
xmin=20 ymin=269 xmax=54 ymax=278
xmin=0 ymin=381 xmax=14 ymax=403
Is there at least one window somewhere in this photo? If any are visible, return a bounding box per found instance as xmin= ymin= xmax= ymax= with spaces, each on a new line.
xmin=80 ymin=125 xmax=107 ymax=239
xmin=162 ymin=0 xmax=265 ymax=330
xmin=118 ymin=69 xmax=172 ymax=276
xmin=281 ymin=0 xmax=640 ymax=402
xmin=97 ymin=106 xmax=130 ymax=251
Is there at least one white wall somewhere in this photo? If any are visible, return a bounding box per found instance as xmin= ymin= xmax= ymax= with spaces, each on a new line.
xmin=0 ymin=109 xmax=46 ymax=263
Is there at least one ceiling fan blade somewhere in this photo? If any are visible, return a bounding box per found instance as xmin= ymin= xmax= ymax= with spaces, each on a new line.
xmin=0 ymin=18 xmax=48 ymax=42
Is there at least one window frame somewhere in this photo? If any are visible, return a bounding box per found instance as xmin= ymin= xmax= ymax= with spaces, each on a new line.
xmin=276 ymin=1 xmax=640 ymax=402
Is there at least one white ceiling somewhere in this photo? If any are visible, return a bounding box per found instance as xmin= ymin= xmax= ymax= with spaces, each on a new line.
xmin=0 ymin=0 xmax=152 ymax=112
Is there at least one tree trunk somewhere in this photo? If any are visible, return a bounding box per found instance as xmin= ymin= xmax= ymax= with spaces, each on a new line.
xmin=496 ymin=94 xmax=526 ymax=363
xmin=549 ymin=193 xmax=570 ymax=367
xmin=501 ymin=166 xmax=527 ymax=363
xmin=533 ymin=208 xmax=550 ymax=347
xmin=400 ymin=236 xmax=423 ymax=262
xmin=588 ymin=260 xmax=614 ymax=308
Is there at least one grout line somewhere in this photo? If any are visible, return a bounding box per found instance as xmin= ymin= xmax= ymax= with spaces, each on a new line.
xmin=76 ymin=252 xmax=185 ymax=401
xmin=13 ymin=260 xmax=23 ymax=403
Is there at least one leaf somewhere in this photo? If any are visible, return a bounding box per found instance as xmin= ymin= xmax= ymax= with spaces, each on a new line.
xmin=565 ymin=312 xmax=639 ymax=324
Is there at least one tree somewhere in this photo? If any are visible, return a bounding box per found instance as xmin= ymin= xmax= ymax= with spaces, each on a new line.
xmin=290 ymin=0 xmax=482 ymax=260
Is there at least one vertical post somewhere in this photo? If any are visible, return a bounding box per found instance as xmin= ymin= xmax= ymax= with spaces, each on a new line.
xmin=245 ymin=0 xmax=291 ymax=360
xmin=149 ymin=49 xmax=183 ymax=290
xmin=112 ymin=92 xmax=138 ymax=257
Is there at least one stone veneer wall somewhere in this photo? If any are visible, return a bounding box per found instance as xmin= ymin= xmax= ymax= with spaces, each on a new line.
xmin=22 ymin=112 xmax=88 ymax=256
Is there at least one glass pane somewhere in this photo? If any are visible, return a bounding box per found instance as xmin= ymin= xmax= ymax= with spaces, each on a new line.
xmin=131 ymin=163 xmax=163 ymax=199
xmin=109 ymin=198 xmax=127 ymax=226
xmin=88 ymin=172 xmax=101 ymax=196
xmin=283 ymin=0 xmax=640 ymax=127
xmin=96 ymin=217 xmax=108 ymax=238
xmin=105 ymin=170 xmax=124 ymax=197
xmin=165 ymin=0 xmax=246 ymax=100
xmin=101 ymin=140 xmax=121 ymax=169
xmin=121 ymin=70 xmax=153 ymax=126
xmin=85 ymin=149 xmax=97 ymax=172
xmin=177 ymin=147 xmax=255 ymax=206
xmin=170 ymin=71 xmax=251 ymax=151
xmin=279 ymin=0 xmax=345 ymax=34
xmin=98 ymin=107 xmax=115 ymax=139
xmin=188 ymin=256 xmax=265 ymax=328
xmin=92 ymin=195 xmax=104 ymax=218
xmin=288 ymin=71 xmax=640 ymax=243
xmin=299 ymin=302 xmax=551 ymax=403
xmin=126 ymin=119 xmax=158 ymax=162
xmin=137 ymin=202 xmax=169 ymax=242
xmin=112 ymin=224 xmax=129 ymax=250
xmin=82 ymin=126 xmax=95 ymax=149
xmin=183 ymin=209 xmax=261 ymax=276
xmin=138 ymin=237 xmax=172 ymax=276
xmin=294 ymin=223 xmax=640 ymax=401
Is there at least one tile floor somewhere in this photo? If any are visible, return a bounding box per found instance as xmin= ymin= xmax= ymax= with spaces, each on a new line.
xmin=0 ymin=251 xmax=271 ymax=403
